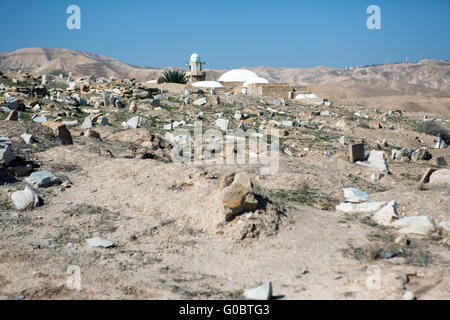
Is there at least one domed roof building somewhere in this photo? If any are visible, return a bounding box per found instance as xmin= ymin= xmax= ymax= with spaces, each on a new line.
xmin=243 ymin=76 xmax=269 ymax=87
xmin=186 ymin=52 xmax=206 ymax=83
xmin=190 ymin=52 xmax=201 ymax=63
xmin=217 ymin=69 xmax=259 ymax=82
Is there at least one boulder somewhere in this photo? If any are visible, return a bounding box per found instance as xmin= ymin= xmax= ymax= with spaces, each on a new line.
xmin=367 ymin=150 xmax=390 ymax=173
xmin=97 ymin=116 xmax=109 ymax=126
xmin=215 ymin=118 xmax=229 ymax=131
xmin=335 ymin=201 xmax=387 ymax=214
xmin=221 ymin=172 xmax=259 ymax=221
xmin=80 ymin=116 xmax=93 ymax=130
xmin=373 ymin=201 xmax=399 ymax=226
xmin=193 ymin=97 xmax=207 ymax=106
xmin=429 ymin=169 xmax=450 ymax=185
xmin=0 ymin=144 xmax=15 ymax=166
xmin=20 ymin=133 xmax=34 ymax=144
xmin=439 ymin=221 xmax=450 ymax=236
xmin=11 ymin=186 xmax=40 ymax=210
xmin=129 ymin=101 xmax=137 ymax=113
xmin=43 ymin=121 xmax=73 ymax=145
xmin=244 ymin=281 xmax=273 ymax=300
xmin=391 ymin=216 xmax=436 ymax=236
xmin=25 ymin=171 xmax=60 ymax=188
xmin=342 ymin=188 xmax=372 ymax=203
xmin=86 ymin=237 xmax=116 ymax=248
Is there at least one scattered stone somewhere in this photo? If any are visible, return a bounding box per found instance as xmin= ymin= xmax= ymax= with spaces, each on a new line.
xmin=5 ymin=110 xmax=18 ymax=121
xmin=395 ymin=235 xmax=408 ymax=245
xmin=323 ymin=150 xmax=335 ymax=158
xmin=335 ymin=201 xmax=388 ymax=214
xmin=5 ymin=93 xmax=19 ymax=110
xmin=273 ymin=99 xmax=282 ymax=107
xmin=342 ymin=188 xmax=372 ymax=203
xmin=403 ymin=291 xmax=415 ymax=300
xmin=20 ymin=133 xmax=35 ymax=144
xmin=411 ymin=147 xmax=432 ymax=161
xmin=221 ymin=172 xmax=259 ymax=221
xmin=85 ymin=129 xmax=101 ymax=140
xmin=373 ymin=201 xmax=399 ymax=226
xmin=193 ymin=97 xmax=207 ymax=106
xmin=80 ymin=116 xmax=93 ymax=130
xmin=434 ymin=135 xmax=447 ymax=149
xmin=86 ymin=237 xmax=116 ymax=248
xmin=429 ymin=169 xmax=450 ymax=185
xmin=97 ymin=116 xmax=109 ymax=126
xmin=439 ymin=221 xmax=450 ymax=236
xmin=25 ymin=171 xmax=61 ymax=188
xmin=391 ymin=216 xmax=436 ymax=236
xmin=215 ymin=118 xmax=229 ymax=131
xmin=371 ymin=173 xmax=384 ymax=182
xmin=125 ymin=116 xmax=140 ymax=129
xmin=339 ymin=136 xmax=346 ymax=145
xmin=367 ymin=150 xmax=390 ymax=173
xmin=129 ymin=101 xmax=137 ymax=113
xmin=151 ymin=99 xmax=160 ymax=107
xmin=11 ymin=186 xmax=40 ymax=210
xmin=43 ymin=122 xmax=73 ymax=145
xmin=0 ymin=144 xmax=15 ymax=166
xmin=244 ymin=281 xmax=272 ymax=300
xmin=33 ymin=115 xmax=48 ymax=123
xmin=154 ymin=94 xmax=168 ymax=101
xmin=349 ymin=143 xmax=365 ymax=162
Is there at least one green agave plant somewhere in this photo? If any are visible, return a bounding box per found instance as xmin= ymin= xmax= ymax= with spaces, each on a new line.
xmin=160 ymin=69 xmax=187 ymax=84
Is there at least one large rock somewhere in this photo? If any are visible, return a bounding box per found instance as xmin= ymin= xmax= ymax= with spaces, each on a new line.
xmin=86 ymin=237 xmax=116 ymax=248
xmin=221 ymin=172 xmax=259 ymax=221
xmin=342 ymin=188 xmax=372 ymax=203
xmin=5 ymin=93 xmax=19 ymax=110
xmin=335 ymin=201 xmax=387 ymax=214
xmin=42 ymin=121 xmax=73 ymax=145
xmin=244 ymin=281 xmax=273 ymax=300
xmin=25 ymin=171 xmax=61 ymax=188
xmin=0 ymin=144 xmax=15 ymax=166
xmin=11 ymin=186 xmax=40 ymax=210
xmin=439 ymin=221 xmax=450 ymax=236
xmin=373 ymin=201 xmax=399 ymax=226
xmin=391 ymin=216 xmax=436 ymax=235
xmin=367 ymin=150 xmax=390 ymax=173
xmin=193 ymin=97 xmax=207 ymax=106
xmin=80 ymin=116 xmax=92 ymax=130
xmin=434 ymin=135 xmax=447 ymax=149
xmin=215 ymin=118 xmax=229 ymax=131
xmin=429 ymin=169 xmax=450 ymax=185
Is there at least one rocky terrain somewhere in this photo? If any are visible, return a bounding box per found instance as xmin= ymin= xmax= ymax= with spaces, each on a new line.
xmin=1 ymin=48 xmax=449 ymax=118
xmin=0 ymin=68 xmax=449 ymax=300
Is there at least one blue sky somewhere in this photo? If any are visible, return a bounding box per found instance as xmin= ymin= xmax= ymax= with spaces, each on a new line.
xmin=1 ymin=0 xmax=449 ymax=69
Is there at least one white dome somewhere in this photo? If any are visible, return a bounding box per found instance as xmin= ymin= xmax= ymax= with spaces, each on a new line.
xmin=191 ymin=81 xmax=224 ymax=88
xmin=190 ymin=53 xmax=200 ymax=63
xmin=218 ymin=69 xmax=259 ymax=82
xmin=242 ymin=77 xmax=269 ymax=87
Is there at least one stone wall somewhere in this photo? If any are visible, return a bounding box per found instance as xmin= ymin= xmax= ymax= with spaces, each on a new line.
xmin=246 ymin=83 xmax=309 ymax=98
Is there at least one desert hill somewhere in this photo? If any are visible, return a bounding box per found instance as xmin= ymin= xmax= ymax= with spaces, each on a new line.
xmin=1 ymin=47 xmax=449 ymax=116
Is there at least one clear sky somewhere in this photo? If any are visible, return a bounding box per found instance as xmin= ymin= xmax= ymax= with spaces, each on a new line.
xmin=1 ymin=0 xmax=449 ymax=69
